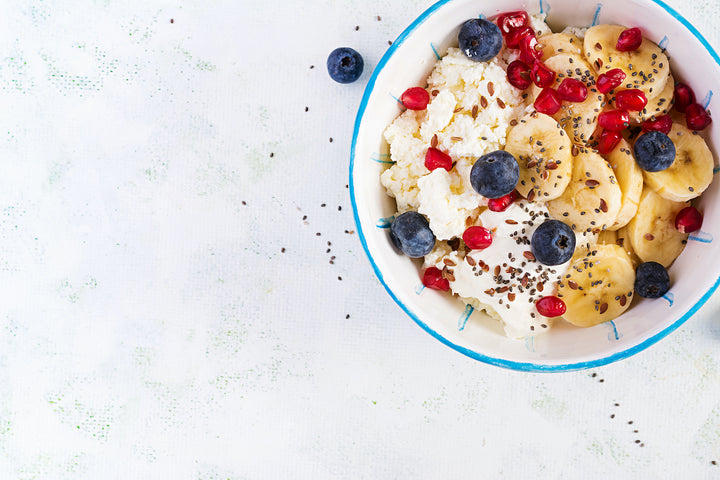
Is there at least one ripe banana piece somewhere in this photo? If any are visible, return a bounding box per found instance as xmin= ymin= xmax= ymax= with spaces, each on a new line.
xmin=547 ymin=146 xmax=623 ymax=233
xmin=556 ymin=243 xmax=636 ymax=327
xmin=605 ymin=138 xmax=643 ymax=230
xmin=539 ymin=33 xmax=583 ymax=61
xmin=583 ymin=25 xmax=670 ymax=100
xmin=598 ymin=226 xmax=640 ymax=266
xmin=504 ymin=112 xmax=573 ymax=201
xmin=642 ymin=122 xmax=715 ymax=202
xmin=626 ymin=187 xmax=689 ymax=268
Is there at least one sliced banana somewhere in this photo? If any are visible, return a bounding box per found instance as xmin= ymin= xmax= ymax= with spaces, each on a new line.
xmin=584 ymin=25 xmax=670 ymax=100
xmin=547 ymin=146 xmax=623 ymax=233
xmin=504 ymin=112 xmax=573 ymax=201
xmin=626 ymin=187 xmax=689 ymax=267
xmin=626 ymin=74 xmax=674 ymax=123
xmin=539 ymin=33 xmax=583 ymax=61
xmin=605 ymin=138 xmax=643 ymax=230
xmin=642 ymin=122 xmax=715 ymax=202
xmin=556 ymin=243 xmax=635 ymax=327
xmin=532 ymin=53 xmax=605 ymax=145
xmin=598 ymin=226 xmax=640 ymax=266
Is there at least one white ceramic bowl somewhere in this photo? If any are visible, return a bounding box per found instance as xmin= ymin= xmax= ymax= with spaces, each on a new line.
xmin=350 ymin=0 xmax=720 ymax=371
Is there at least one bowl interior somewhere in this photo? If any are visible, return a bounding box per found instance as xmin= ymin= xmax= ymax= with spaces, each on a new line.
xmin=350 ymin=0 xmax=720 ymax=371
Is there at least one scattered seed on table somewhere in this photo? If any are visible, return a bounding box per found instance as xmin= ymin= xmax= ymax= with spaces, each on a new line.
xmin=281 ymin=248 xmax=286 ymax=253
xmin=170 ymin=18 xmax=174 ymax=23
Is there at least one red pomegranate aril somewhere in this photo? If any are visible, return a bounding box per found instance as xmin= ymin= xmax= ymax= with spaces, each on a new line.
xmin=507 ymin=60 xmax=532 ymax=90
xmin=531 ymin=60 xmax=556 ymax=88
xmin=597 ymin=129 xmax=622 ymax=155
xmin=425 ymin=147 xmax=452 ymax=171
xmin=535 ymin=88 xmax=562 ymax=115
xmin=487 ymin=191 xmax=517 ymax=212
xmin=673 ymin=82 xmax=695 ymax=113
xmin=401 ymin=87 xmax=430 ymax=110
xmin=596 ymin=68 xmax=626 ymax=94
xmin=598 ymin=109 xmax=630 ymax=132
xmin=557 ymin=78 xmax=588 ymax=102
xmin=685 ymin=103 xmax=712 ymax=131
xmin=496 ymin=11 xmax=530 ymax=35
xmin=675 ymin=206 xmax=703 ymax=234
xmin=535 ymin=295 xmax=566 ymax=317
xmin=505 ymin=25 xmax=534 ymax=49
xmin=462 ymin=226 xmax=493 ymax=250
xmin=615 ymin=89 xmax=648 ymax=111
xmin=422 ymin=266 xmax=450 ymax=291
xmin=616 ymin=27 xmax=642 ymax=52
xmin=518 ymin=33 xmax=543 ymax=64
xmin=642 ymin=114 xmax=673 ymax=134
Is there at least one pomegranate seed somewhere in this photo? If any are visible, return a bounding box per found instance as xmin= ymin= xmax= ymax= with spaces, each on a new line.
xmin=642 ymin=114 xmax=673 ymax=134
xmin=505 ymin=25 xmax=534 ymax=49
xmin=534 ymin=88 xmax=562 ymax=115
xmin=598 ymin=109 xmax=630 ymax=132
xmin=401 ymin=87 xmax=430 ymax=110
xmin=422 ymin=266 xmax=450 ymax=291
xmin=557 ymin=78 xmax=588 ymax=102
xmin=675 ymin=206 xmax=703 ymax=233
xmin=507 ymin=60 xmax=532 ymax=90
xmin=673 ymin=82 xmax=695 ymax=113
xmin=518 ymin=34 xmax=543 ymax=65
xmin=531 ymin=60 xmax=556 ymax=88
xmin=685 ymin=103 xmax=712 ymax=131
xmin=615 ymin=89 xmax=648 ymax=111
xmin=596 ymin=68 xmax=626 ymax=94
xmin=616 ymin=27 xmax=642 ymax=52
xmin=462 ymin=226 xmax=493 ymax=250
xmin=496 ymin=11 xmax=530 ymax=35
xmin=425 ymin=147 xmax=452 ymax=171
xmin=597 ymin=129 xmax=622 ymax=155
xmin=487 ymin=190 xmax=517 ymax=212
xmin=535 ymin=295 xmax=566 ymax=317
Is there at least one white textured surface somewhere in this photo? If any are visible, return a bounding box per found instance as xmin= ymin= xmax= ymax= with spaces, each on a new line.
xmin=1 ymin=0 xmax=720 ymax=478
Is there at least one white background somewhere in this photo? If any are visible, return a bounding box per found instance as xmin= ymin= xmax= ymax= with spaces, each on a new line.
xmin=0 ymin=0 xmax=719 ymax=478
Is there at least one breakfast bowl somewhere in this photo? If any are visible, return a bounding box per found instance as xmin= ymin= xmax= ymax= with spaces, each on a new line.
xmin=349 ymin=0 xmax=720 ymax=371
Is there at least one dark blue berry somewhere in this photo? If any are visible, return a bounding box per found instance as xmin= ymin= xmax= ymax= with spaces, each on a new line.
xmin=390 ymin=211 xmax=435 ymax=258
xmin=458 ymin=18 xmax=503 ymax=62
xmin=531 ymin=220 xmax=576 ymax=266
xmin=633 ymin=131 xmax=676 ymax=172
xmin=470 ymin=150 xmax=519 ymax=199
xmin=327 ymin=47 xmax=364 ymax=84
xmin=634 ymin=261 xmax=670 ymax=298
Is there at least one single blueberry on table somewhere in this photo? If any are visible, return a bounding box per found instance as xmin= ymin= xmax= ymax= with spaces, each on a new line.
xmin=458 ymin=18 xmax=503 ymax=62
xmin=634 ymin=261 xmax=670 ymax=298
xmin=531 ymin=219 xmax=576 ymax=266
xmin=390 ymin=211 xmax=436 ymax=258
xmin=469 ymin=150 xmax=519 ymax=199
xmin=327 ymin=47 xmax=364 ymax=84
xmin=633 ymin=131 xmax=676 ymax=172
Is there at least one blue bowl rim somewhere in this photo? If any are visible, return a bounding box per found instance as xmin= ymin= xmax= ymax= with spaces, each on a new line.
xmin=349 ymin=0 xmax=720 ymax=372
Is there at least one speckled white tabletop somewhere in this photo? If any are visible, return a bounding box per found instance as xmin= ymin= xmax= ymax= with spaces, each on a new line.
xmin=1 ymin=0 xmax=720 ymax=478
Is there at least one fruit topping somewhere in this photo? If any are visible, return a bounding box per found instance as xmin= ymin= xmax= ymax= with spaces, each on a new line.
xmin=596 ymin=68 xmax=626 ymax=94
xmin=598 ymin=109 xmax=630 ymax=132
xmin=641 ymin=114 xmax=673 ymax=134
xmin=505 ymin=25 xmax=534 ymax=49
xmin=634 ymin=261 xmax=670 ymax=298
xmin=401 ymin=87 xmax=430 ymax=110
xmin=458 ymin=18 xmax=503 ymax=62
xmin=469 ymin=150 xmax=520 ymax=199
xmin=673 ymin=82 xmax=695 ymax=113
xmin=675 ymin=206 xmax=703 ymax=233
xmin=597 ymin=129 xmax=622 ymax=155
xmin=327 ymin=47 xmax=364 ymax=84
xmin=425 ymin=147 xmax=452 ymax=171
xmin=633 ymin=131 xmax=676 ymax=172
xmin=531 ymin=60 xmax=556 ymax=88
xmin=535 ymin=296 xmax=567 ymax=317
xmin=531 ymin=219 xmax=576 ymax=266
xmin=507 ymin=60 xmax=532 ymax=89
xmin=487 ymin=191 xmax=517 ymax=212
xmin=422 ymin=266 xmax=450 ymax=291
xmin=518 ymin=33 xmax=543 ymax=64
xmin=557 ymin=77 xmax=588 ymax=102
xmin=685 ymin=103 xmax=712 ymax=131
xmin=534 ymin=87 xmax=562 ymax=115
xmin=615 ymin=27 xmax=642 ymax=52
xmin=462 ymin=226 xmax=493 ymax=250
xmin=615 ymin=89 xmax=648 ymax=111
xmin=390 ymin=211 xmax=436 ymax=258
xmin=496 ymin=11 xmax=530 ymax=35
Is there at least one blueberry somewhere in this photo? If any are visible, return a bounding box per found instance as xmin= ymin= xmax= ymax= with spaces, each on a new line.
xmin=634 ymin=261 xmax=670 ymax=298
xmin=327 ymin=47 xmax=364 ymax=84
xmin=633 ymin=131 xmax=676 ymax=172
xmin=469 ymin=150 xmax=519 ymax=199
xmin=531 ymin=220 xmax=576 ymax=266
xmin=458 ymin=18 xmax=503 ymax=62
xmin=389 ymin=211 xmax=435 ymax=258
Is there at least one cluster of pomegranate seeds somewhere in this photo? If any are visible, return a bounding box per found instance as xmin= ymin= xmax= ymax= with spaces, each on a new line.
xmin=422 ymin=267 xmax=450 ymax=291
xmin=505 ymin=25 xmax=533 ymax=49
xmin=598 ymin=109 xmax=630 ymax=131
xmin=487 ymin=190 xmax=517 ymax=212
xmin=535 ymin=88 xmax=562 ymax=115
xmin=673 ymin=83 xmax=695 ymax=112
xmin=615 ymin=89 xmax=648 ymax=111
xmin=616 ymin=27 xmax=643 ymax=52
xmin=531 ymin=61 xmax=556 ymax=88
xmin=642 ymin=114 xmax=673 ymax=134
xmin=597 ymin=129 xmax=622 ymax=155
xmin=507 ymin=60 xmax=532 ymax=89
xmin=557 ymin=78 xmax=588 ymax=102
xmin=462 ymin=226 xmax=493 ymax=250
xmin=675 ymin=206 xmax=703 ymax=234
xmin=535 ymin=296 xmax=566 ymax=317
xmin=401 ymin=87 xmax=430 ymax=110
xmin=497 ymin=11 xmax=548 ymax=92
xmin=596 ymin=68 xmax=626 ymax=94
xmin=424 ymin=147 xmax=452 ymax=171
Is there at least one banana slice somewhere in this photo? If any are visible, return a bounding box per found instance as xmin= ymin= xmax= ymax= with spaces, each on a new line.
xmin=598 ymin=226 xmax=640 ymax=266
xmin=539 ymin=33 xmax=583 ymax=61
xmin=626 ymin=187 xmax=690 ymax=267
xmin=626 ymin=74 xmax=674 ymax=123
xmin=547 ymin=146 xmax=623 ymax=233
xmin=642 ymin=122 xmax=715 ymax=202
xmin=556 ymin=243 xmax=635 ymax=327
xmin=605 ymin=138 xmax=643 ymax=230
xmin=504 ymin=112 xmax=573 ymax=201
xmin=584 ymin=25 xmax=670 ymax=100
xmin=531 ymin=53 xmax=605 ymax=145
